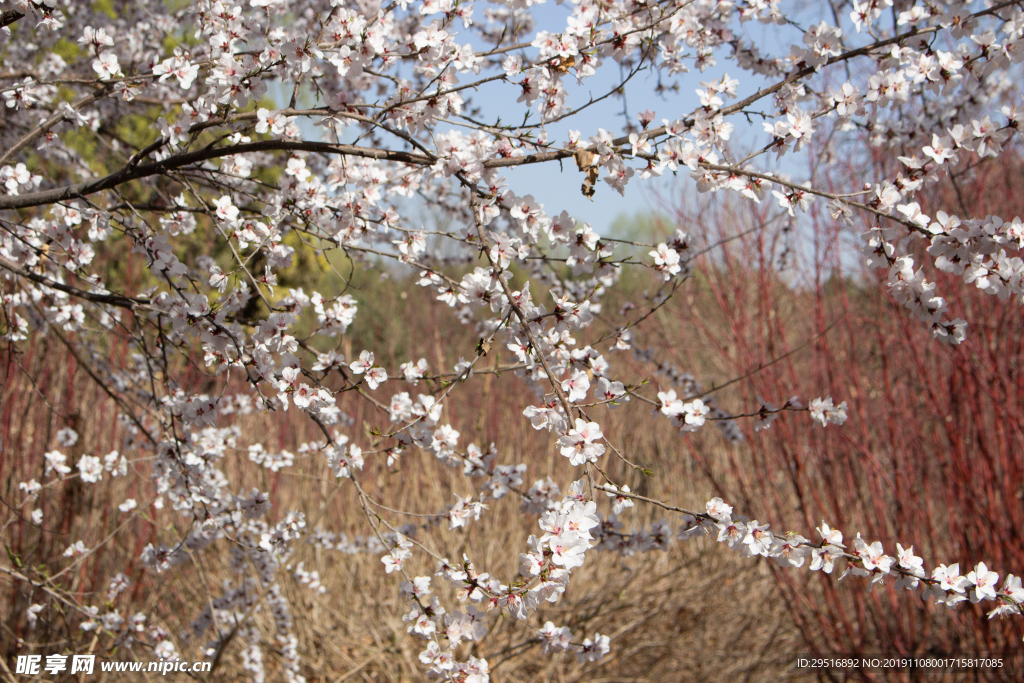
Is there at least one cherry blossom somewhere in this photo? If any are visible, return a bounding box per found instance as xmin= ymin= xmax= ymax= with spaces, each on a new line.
xmin=91 ymin=51 xmax=121 ymax=80
xmin=558 ymin=419 xmax=606 ymax=466
xmin=809 ymin=396 xmax=849 ymax=427
xmin=76 ymin=455 xmax=103 ymax=484
xmin=561 ymin=369 xmax=590 ymax=403
xmin=1 ymin=0 xmax=1022 ymax=677
xmin=55 ymin=427 xmax=78 ymax=447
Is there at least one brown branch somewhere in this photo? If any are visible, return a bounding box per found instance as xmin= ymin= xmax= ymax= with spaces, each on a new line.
xmin=0 ymin=255 xmax=149 ymax=309
xmin=0 ymin=141 xmax=434 ymax=211
xmin=0 ymin=9 xmax=23 ymax=29
xmin=0 ymin=87 xmax=112 ymax=167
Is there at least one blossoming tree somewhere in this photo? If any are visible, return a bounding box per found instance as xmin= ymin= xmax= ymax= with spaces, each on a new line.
xmin=2 ymin=0 xmax=1023 ymax=679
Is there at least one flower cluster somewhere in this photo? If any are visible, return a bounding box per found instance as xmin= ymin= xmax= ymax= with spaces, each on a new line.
xmin=671 ymin=497 xmax=1024 ymax=620
xmin=2 ymin=0 xmax=1023 ymax=679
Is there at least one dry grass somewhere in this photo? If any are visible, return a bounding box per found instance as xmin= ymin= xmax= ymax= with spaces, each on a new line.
xmin=6 ymin=240 xmax=1022 ymax=682
xmin=0 ymin=266 xmax=821 ymax=682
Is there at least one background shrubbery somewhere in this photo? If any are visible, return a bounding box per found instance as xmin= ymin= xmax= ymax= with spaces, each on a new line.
xmin=4 ymin=154 xmax=1023 ymax=682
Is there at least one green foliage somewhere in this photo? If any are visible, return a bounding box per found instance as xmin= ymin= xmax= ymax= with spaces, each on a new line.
xmin=50 ymin=38 xmax=82 ymax=63
xmin=117 ymin=110 xmax=162 ymax=150
xmin=608 ymin=210 xmax=675 ymax=244
xmin=93 ymin=0 xmax=117 ymax=19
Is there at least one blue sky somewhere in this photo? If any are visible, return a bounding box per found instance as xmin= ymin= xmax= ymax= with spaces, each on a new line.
xmin=290 ymin=2 xmax=823 ymax=235
xmin=460 ymin=2 xmax=815 ymax=234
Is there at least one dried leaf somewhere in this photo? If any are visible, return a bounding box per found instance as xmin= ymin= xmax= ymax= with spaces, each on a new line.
xmin=551 ymin=55 xmax=576 ymax=74
xmin=575 ymin=149 xmax=599 ymax=199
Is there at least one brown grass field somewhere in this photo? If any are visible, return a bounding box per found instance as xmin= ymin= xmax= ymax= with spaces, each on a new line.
xmin=4 ymin=169 xmax=1024 ymax=681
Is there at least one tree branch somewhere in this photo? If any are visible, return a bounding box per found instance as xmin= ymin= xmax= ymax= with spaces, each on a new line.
xmin=0 ymin=141 xmax=434 ymax=211
xmin=0 ymin=255 xmax=149 ymax=309
xmin=0 ymin=9 xmax=23 ymax=29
